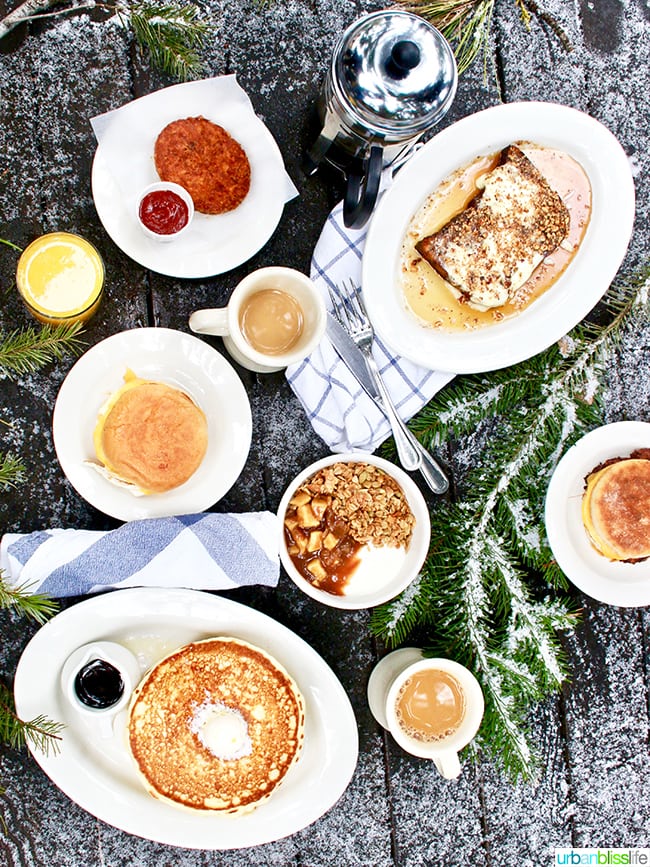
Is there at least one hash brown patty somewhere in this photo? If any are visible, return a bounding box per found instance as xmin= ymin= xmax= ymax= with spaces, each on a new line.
xmin=154 ymin=116 xmax=251 ymax=215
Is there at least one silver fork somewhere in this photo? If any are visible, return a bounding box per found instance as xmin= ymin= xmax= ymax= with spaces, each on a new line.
xmin=331 ymin=281 xmax=449 ymax=494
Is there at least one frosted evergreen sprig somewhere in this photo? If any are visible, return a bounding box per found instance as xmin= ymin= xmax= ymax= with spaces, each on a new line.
xmin=0 ymin=0 xmax=209 ymax=80
xmin=373 ymin=268 xmax=650 ymax=779
xmin=0 ymin=452 xmax=25 ymax=490
xmin=0 ymin=570 xmax=59 ymax=623
xmin=0 ymin=322 xmax=85 ymax=380
xmin=119 ymin=1 xmax=210 ymax=80
xmin=0 ymin=684 xmax=64 ymax=755
xmin=400 ymin=0 xmax=572 ymax=75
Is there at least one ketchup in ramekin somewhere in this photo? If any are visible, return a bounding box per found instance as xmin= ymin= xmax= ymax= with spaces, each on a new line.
xmin=137 ymin=182 xmax=194 ymax=242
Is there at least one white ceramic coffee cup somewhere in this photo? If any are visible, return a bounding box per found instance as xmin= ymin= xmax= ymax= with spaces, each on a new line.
xmin=188 ymin=266 xmax=327 ymax=372
xmin=367 ymin=648 xmax=484 ymax=778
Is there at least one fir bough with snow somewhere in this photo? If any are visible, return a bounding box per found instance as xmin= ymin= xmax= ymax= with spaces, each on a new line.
xmin=373 ymin=267 xmax=650 ymax=780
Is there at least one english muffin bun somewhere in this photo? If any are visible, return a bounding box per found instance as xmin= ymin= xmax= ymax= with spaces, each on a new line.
xmin=128 ymin=638 xmax=305 ymax=813
xmin=582 ymin=455 xmax=650 ymax=561
xmin=93 ymin=370 xmax=208 ymax=494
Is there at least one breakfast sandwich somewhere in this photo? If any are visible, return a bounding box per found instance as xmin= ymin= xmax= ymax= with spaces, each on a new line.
xmin=92 ymin=370 xmax=208 ymax=495
xmin=581 ymin=452 xmax=650 ymax=562
xmin=128 ymin=638 xmax=305 ymax=813
xmin=415 ymin=145 xmax=570 ymax=310
xmin=154 ymin=116 xmax=251 ymax=214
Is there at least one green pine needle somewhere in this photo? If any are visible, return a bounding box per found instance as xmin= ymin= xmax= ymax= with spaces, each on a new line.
xmin=401 ymin=0 xmax=571 ymax=75
xmin=0 ymin=684 xmax=64 ymax=755
xmin=0 ymin=238 xmax=22 ymax=252
xmin=374 ymin=266 xmax=650 ymax=780
xmin=121 ymin=1 xmax=210 ymax=80
xmin=0 ymin=571 xmax=59 ymax=624
xmin=0 ymin=452 xmax=25 ymax=489
xmin=0 ymin=322 xmax=85 ymax=380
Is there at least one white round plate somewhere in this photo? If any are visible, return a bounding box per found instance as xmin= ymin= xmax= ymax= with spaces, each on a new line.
xmin=362 ymin=102 xmax=635 ymax=373
xmin=91 ymin=96 xmax=292 ymax=278
xmin=13 ymin=588 xmax=359 ymax=849
xmin=545 ymin=422 xmax=650 ymax=607
xmin=52 ymin=328 xmax=252 ymax=521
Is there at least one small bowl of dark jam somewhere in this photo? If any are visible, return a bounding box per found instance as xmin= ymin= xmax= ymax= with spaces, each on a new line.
xmin=61 ymin=641 xmax=142 ymax=733
xmin=136 ymin=181 xmax=194 ymax=243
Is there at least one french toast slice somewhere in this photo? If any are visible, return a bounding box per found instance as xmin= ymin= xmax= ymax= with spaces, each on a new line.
xmin=415 ymin=145 xmax=570 ymax=310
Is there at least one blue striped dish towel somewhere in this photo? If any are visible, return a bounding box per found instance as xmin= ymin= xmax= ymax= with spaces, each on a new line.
xmin=285 ymin=198 xmax=454 ymax=453
xmin=0 ymin=513 xmax=279 ymax=598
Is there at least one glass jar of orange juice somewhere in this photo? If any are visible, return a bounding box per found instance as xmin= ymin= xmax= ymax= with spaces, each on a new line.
xmin=16 ymin=232 xmax=104 ymax=325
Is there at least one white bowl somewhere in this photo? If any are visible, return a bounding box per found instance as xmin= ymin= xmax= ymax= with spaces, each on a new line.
xmin=278 ymin=453 xmax=431 ymax=610
xmin=136 ymin=181 xmax=194 ymax=243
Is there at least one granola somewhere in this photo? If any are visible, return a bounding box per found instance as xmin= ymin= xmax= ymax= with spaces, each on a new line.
xmin=283 ymin=461 xmax=415 ymax=595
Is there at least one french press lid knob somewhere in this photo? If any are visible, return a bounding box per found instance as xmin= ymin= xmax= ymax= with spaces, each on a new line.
xmin=332 ymin=10 xmax=457 ymax=137
xmin=386 ymin=40 xmax=421 ymax=79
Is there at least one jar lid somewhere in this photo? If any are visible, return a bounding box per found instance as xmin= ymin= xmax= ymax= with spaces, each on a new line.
xmin=332 ymin=10 xmax=457 ymax=136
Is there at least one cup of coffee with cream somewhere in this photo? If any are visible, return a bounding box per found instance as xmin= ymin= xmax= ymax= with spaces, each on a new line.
xmin=189 ymin=267 xmax=326 ymax=372
xmin=367 ymin=648 xmax=484 ymax=778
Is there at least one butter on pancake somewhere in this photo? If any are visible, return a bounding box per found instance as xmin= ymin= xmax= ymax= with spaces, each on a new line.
xmin=128 ymin=638 xmax=305 ymax=813
xmin=92 ymin=370 xmax=208 ymax=495
xmin=154 ymin=116 xmax=251 ymax=215
xmin=582 ymin=452 xmax=650 ymax=562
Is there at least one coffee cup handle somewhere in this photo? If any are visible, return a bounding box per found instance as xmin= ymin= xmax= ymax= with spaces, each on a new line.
xmin=188 ymin=308 xmax=229 ymax=337
xmin=433 ymin=750 xmax=462 ymax=779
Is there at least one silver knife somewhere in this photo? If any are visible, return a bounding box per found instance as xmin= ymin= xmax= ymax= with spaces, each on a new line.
xmin=326 ymin=312 xmax=377 ymax=398
xmin=325 ymin=312 xmax=449 ymax=494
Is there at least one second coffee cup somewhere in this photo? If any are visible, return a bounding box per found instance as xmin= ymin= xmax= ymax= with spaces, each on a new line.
xmin=189 ymin=267 xmax=326 ymax=372
xmin=368 ymin=648 xmax=484 ymax=779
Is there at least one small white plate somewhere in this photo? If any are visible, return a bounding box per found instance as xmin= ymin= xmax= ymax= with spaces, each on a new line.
xmin=52 ymin=328 xmax=252 ymax=521
xmin=277 ymin=453 xmax=431 ymax=610
xmin=13 ymin=588 xmax=359 ymax=849
xmin=545 ymin=421 xmax=650 ymax=607
xmin=362 ymin=102 xmax=635 ymax=373
xmin=91 ymin=78 xmax=295 ymax=278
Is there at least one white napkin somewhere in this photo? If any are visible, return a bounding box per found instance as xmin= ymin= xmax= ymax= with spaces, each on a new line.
xmin=1 ymin=513 xmax=279 ymax=598
xmin=90 ymin=75 xmax=298 ymax=255
xmin=285 ymin=198 xmax=454 ymax=452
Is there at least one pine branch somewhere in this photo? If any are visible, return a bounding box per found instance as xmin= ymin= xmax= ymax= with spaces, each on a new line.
xmin=120 ymin=1 xmax=209 ymax=80
xmin=0 ymin=452 xmax=25 ymax=489
xmin=0 ymin=684 xmax=63 ymax=755
xmin=0 ymin=322 xmax=85 ymax=380
xmin=373 ymin=267 xmax=650 ymax=779
xmin=0 ymin=0 xmax=210 ymax=80
xmin=0 ymin=570 xmax=59 ymax=623
xmin=399 ymin=0 xmax=571 ymax=75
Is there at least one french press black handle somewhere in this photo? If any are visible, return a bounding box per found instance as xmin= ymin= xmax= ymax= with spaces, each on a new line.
xmin=343 ymin=145 xmax=383 ymax=230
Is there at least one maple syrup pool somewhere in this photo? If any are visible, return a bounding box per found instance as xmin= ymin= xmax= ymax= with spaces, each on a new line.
xmin=399 ymin=142 xmax=592 ymax=332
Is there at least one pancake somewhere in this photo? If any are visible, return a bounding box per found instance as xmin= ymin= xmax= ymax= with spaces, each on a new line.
xmin=93 ymin=370 xmax=208 ymax=494
xmin=582 ymin=456 xmax=650 ymax=561
xmin=154 ymin=116 xmax=251 ymax=215
xmin=128 ymin=638 xmax=305 ymax=813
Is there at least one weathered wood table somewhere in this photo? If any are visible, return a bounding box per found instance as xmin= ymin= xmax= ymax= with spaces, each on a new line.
xmin=1 ymin=0 xmax=649 ymax=864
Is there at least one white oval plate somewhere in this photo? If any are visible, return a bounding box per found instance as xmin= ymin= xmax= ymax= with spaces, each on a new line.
xmin=53 ymin=328 xmax=252 ymax=521
xmin=13 ymin=588 xmax=358 ymax=849
xmin=91 ymin=82 xmax=294 ymax=278
xmin=545 ymin=422 xmax=650 ymax=607
xmin=362 ymin=102 xmax=635 ymax=373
